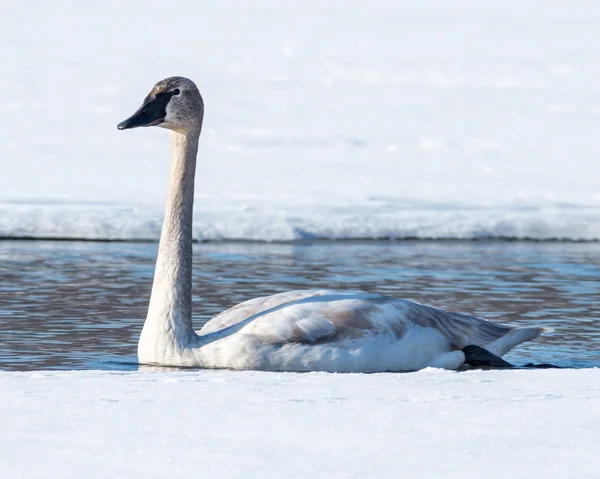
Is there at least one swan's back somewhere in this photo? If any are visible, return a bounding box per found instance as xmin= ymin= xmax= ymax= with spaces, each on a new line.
xmin=200 ymin=289 xmax=541 ymax=357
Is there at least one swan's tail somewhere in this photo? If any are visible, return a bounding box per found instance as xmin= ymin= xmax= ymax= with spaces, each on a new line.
xmin=417 ymin=303 xmax=549 ymax=357
xmin=484 ymin=326 xmax=547 ymax=357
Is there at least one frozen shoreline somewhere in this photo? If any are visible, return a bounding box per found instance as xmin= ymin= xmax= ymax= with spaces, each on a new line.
xmin=1 ymin=368 xmax=598 ymax=478
xmin=3 ymin=200 xmax=600 ymax=242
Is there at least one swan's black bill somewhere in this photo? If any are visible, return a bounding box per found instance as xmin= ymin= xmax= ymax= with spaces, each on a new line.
xmin=117 ymin=90 xmax=176 ymax=130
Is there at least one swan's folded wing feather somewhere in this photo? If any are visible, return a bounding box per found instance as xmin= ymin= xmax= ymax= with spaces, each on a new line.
xmin=402 ymin=301 xmax=513 ymax=348
xmin=201 ymin=289 xmax=520 ymax=349
xmin=199 ymin=290 xmax=338 ymax=335
xmin=201 ymin=291 xmax=410 ymax=344
xmin=238 ymin=295 xmax=388 ymax=344
xmin=200 ymin=290 xmax=385 ymax=339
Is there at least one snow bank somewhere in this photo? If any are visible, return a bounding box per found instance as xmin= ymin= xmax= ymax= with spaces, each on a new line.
xmin=1 ymin=368 xmax=599 ymax=478
xmin=2 ymin=200 xmax=600 ymax=241
xmin=3 ymin=1 xmax=600 ymax=240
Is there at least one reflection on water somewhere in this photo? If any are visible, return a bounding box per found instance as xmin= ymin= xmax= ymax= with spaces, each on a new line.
xmin=1 ymin=240 xmax=599 ymax=371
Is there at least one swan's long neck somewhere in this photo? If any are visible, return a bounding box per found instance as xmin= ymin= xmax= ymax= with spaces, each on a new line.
xmin=139 ymin=127 xmax=201 ymax=361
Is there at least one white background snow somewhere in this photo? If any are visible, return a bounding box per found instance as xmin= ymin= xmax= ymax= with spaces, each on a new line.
xmin=2 ymin=0 xmax=600 ymax=240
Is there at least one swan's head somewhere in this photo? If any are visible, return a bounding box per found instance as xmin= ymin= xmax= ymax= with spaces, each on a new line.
xmin=117 ymin=76 xmax=204 ymax=132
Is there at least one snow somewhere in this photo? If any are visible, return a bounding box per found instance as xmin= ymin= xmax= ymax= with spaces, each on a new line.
xmin=1 ymin=368 xmax=599 ymax=478
xmin=3 ymin=1 xmax=600 ymax=240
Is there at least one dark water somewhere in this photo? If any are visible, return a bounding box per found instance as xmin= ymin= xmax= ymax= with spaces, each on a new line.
xmin=1 ymin=240 xmax=599 ymax=371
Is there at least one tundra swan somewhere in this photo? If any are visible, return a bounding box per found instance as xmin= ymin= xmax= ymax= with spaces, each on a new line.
xmin=117 ymin=76 xmax=544 ymax=371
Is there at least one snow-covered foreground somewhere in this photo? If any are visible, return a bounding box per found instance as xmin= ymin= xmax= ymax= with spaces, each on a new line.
xmin=1 ymin=369 xmax=598 ymax=478
xmin=2 ymin=1 xmax=600 ymax=240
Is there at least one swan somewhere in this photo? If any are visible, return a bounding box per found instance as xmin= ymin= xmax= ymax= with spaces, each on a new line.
xmin=117 ymin=76 xmax=545 ymax=372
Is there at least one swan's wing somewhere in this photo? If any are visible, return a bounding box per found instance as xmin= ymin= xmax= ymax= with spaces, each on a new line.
xmin=199 ymin=290 xmax=329 ymax=334
xmin=200 ymin=289 xmax=540 ymax=352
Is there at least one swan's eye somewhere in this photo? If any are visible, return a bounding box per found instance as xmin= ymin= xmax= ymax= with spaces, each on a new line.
xmin=172 ymin=89 xmax=181 ymax=96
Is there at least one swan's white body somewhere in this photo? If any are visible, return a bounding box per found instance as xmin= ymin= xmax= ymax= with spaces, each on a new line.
xmin=120 ymin=76 xmax=544 ymax=372
xmin=140 ymin=288 xmax=542 ymax=371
